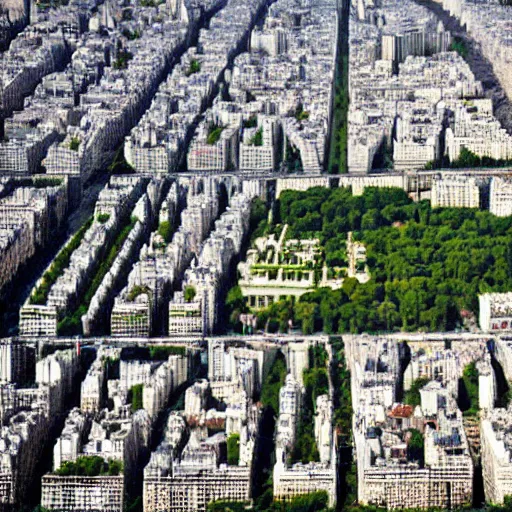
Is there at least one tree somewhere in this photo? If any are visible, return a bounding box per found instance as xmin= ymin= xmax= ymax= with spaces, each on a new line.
xmin=376 ymin=301 xmax=398 ymax=331
xmin=260 ymin=353 xmax=286 ymax=414
xmin=55 ymin=456 xmax=122 ymax=477
xmin=400 ymin=289 xmax=419 ymax=330
xmin=361 ymin=209 xmax=381 ymax=230
xmin=407 ymin=429 xmax=424 ymax=467
xmin=276 ymin=300 xmax=293 ymax=332
xmin=320 ymin=296 xmax=338 ymax=333
xmin=295 ymin=302 xmax=317 ymax=334
xmin=227 ymin=434 xmax=240 ymax=465
xmin=128 ymin=384 xmax=144 ymax=411
xmin=404 ymin=377 xmax=430 ymax=407
xmin=184 ymin=285 xmax=196 ymax=303
xmin=158 ymin=221 xmax=173 ymax=242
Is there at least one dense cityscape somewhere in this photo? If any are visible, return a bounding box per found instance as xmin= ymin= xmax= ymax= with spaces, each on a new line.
xmin=2 ymin=0 xmax=512 ymax=510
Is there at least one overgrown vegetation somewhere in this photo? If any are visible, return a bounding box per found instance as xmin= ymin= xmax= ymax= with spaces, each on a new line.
xmin=248 ymin=186 xmax=512 ymax=334
xmin=407 ymin=428 xmax=424 ymax=467
xmin=285 ymin=140 xmax=303 ymax=173
xmin=371 ymin=141 xmax=393 ymax=170
xmin=248 ymin=128 xmax=263 ymax=146
xmin=450 ymin=146 xmax=512 ymax=169
xmin=69 ymin=137 xmax=80 ymax=151
xmin=184 ymin=285 xmax=197 ymax=303
xmin=97 ymin=213 xmax=110 ymax=224
xmin=449 ymin=36 xmax=469 ymax=60
xmin=459 ymin=362 xmax=479 ymax=416
xmin=249 ymin=197 xmax=269 ymax=242
xmin=113 ymin=49 xmax=133 ymax=70
xmin=207 ymin=124 xmax=225 ymax=145
xmin=260 ymin=353 xmax=287 ymax=415
xmin=157 ymin=220 xmax=173 ymax=243
xmin=30 ymin=177 xmax=64 ymax=188
xmin=227 ymin=433 xmax=240 ymax=465
xmin=208 ymin=493 xmax=330 ymax=512
xmin=426 ymin=147 xmax=512 ymax=170
xmin=331 ymin=337 xmax=356 ymax=511
xmin=290 ymin=345 xmax=328 ymax=464
xmin=295 ymin=103 xmax=310 ymax=122
xmin=121 ymin=345 xmax=185 ymax=361
xmin=55 ymin=456 xmax=122 ymax=476
xmin=207 ymin=502 xmax=248 ymax=512
xmin=30 ymin=217 xmax=94 ymax=305
xmin=58 ymin=217 xmax=137 ymax=335
xmin=185 ymin=59 xmax=201 ymax=76
xmin=331 ymin=338 xmax=353 ymax=442
xmin=243 ymin=116 xmax=258 ymax=128
xmin=128 ymin=383 xmax=144 ymax=412
xmin=327 ymin=0 xmax=348 ymax=174
xmin=404 ymin=377 xmax=431 ymax=407
xmin=108 ymin=144 xmax=135 ymax=174
xmin=148 ymin=345 xmax=186 ymax=360
xmin=127 ymin=285 xmax=150 ymax=302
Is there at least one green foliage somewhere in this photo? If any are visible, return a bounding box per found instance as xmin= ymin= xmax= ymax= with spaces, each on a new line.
xmin=372 ymin=141 xmax=393 ymax=170
xmin=327 ymin=4 xmax=348 ymax=174
xmin=460 ymin=362 xmax=479 ymax=416
xmin=128 ymin=384 xmax=144 ymax=412
xmin=449 ymin=146 xmax=512 ymax=169
xmin=227 ymin=433 xmax=240 ymax=465
xmin=290 ymin=346 xmax=328 ymax=464
xmin=449 ymin=36 xmax=469 ymax=60
xmin=158 ymin=221 xmax=173 ymax=243
xmin=250 ymin=197 xmax=268 ymax=239
xmin=113 ymin=50 xmax=133 ymax=70
xmin=295 ymin=104 xmax=310 ymax=122
xmin=285 ymin=139 xmax=303 ymax=173
xmin=30 ymin=217 xmax=94 ymax=305
xmin=256 ymin=299 xmax=293 ymax=333
xmin=248 ymin=127 xmax=263 ymax=146
xmin=55 ymin=456 xmax=122 ymax=477
xmin=330 ymin=338 xmax=353 ymax=440
xmin=257 ymin=491 xmax=331 ymax=512
xmin=407 ymin=428 xmax=425 ymax=467
xmin=207 ymin=124 xmax=225 ymax=145
xmin=58 ymin=217 xmax=137 ymax=335
xmin=69 ymin=137 xmax=80 ymax=151
xmin=184 ymin=285 xmax=196 ymax=303
xmin=260 ymin=353 xmax=287 ymax=415
xmin=404 ymin=377 xmax=431 ymax=407
xmin=207 ymin=502 xmax=248 ymax=512
xmin=30 ymin=177 xmax=63 ymax=188
xmin=489 ymin=495 xmax=512 ymax=512
xmin=273 ymin=186 xmax=512 ymax=334
xmin=225 ymin=285 xmax=250 ymax=331
xmin=126 ymin=496 xmax=143 ymax=512
xmin=97 ymin=213 xmax=110 ymax=224
xmin=148 ymin=345 xmax=186 ymax=359
xmin=122 ymin=28 xmax=140 ymax=40
xmin=295 ymin=302 xmax=317 ymax=334
xmin=108 ymin=144 xmax=135 ymax=174
xmin=185 ymin=59 xmax=201 ymax=76
xmin=127 ymin=285 xmax=150 ymax=302
xmin=243 ymin=116 xmax=258 ymax=128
